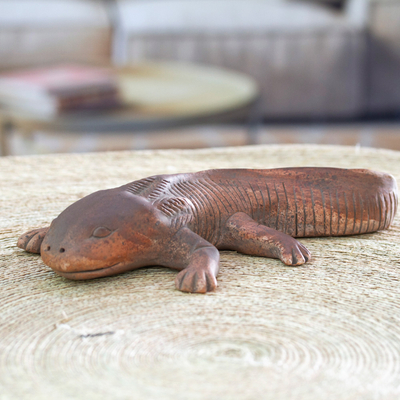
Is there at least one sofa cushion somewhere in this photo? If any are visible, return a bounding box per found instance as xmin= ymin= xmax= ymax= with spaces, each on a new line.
xmin=0 ymin=0 xmax=108 ymax=27
xmin=0 ymin=1 xmax=111 ymax=69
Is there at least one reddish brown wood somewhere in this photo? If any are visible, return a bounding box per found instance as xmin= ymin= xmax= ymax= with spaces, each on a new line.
xmin=17 ymin=167 xmax=398 ymax=293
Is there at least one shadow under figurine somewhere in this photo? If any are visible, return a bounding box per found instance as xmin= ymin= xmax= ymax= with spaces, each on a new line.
xmin=17 ymin=168 xmax=398 ymax=293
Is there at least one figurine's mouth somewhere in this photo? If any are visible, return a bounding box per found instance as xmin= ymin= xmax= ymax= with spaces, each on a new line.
xmin=52 ymin=261 xmax=135 ymax=280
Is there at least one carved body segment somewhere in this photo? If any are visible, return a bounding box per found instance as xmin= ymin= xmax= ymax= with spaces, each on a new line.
xmin=148 ymin=168 xmax=397 ymax=241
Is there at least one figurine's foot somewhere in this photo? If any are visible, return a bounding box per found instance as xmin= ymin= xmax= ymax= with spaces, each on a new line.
xmin=275 ymin=237 xmax=311 ymax=266
xmin=175 ymin=265 xmax=217 ymax=294
xmin=17 ymin=227 xmax=49 ymax=254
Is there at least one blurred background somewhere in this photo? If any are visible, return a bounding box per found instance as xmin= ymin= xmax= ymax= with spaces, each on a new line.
xmin=0 ymin=0 xmax=399 ymax=156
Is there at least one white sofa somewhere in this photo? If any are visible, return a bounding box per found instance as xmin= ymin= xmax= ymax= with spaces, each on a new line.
xmin=115 ymin=0 xmax=367 ymax=119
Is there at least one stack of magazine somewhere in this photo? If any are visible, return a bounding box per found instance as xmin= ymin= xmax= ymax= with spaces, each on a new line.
xmin=0 ymin=64 xmax=122 ymax=117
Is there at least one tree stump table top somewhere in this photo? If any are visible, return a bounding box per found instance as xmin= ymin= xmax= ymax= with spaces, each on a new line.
xmin=1 ymin=144 xmax=400 ymax=400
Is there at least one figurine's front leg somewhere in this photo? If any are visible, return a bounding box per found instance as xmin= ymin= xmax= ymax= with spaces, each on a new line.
xmin=174 ymin=246 xmax=219 ymax=293
xmin=17 ymin=227 xmax=49 ymax=254
xmin=162 ymin=227 xmax=219 ymax=294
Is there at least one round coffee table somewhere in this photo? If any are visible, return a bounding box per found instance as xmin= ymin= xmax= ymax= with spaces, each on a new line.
xmin=0 ymin=62 xmax=259 ymax=156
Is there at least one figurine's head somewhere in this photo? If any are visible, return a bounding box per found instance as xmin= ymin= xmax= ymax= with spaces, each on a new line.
xmin=41 ymin=188 xmax=168 ymax=279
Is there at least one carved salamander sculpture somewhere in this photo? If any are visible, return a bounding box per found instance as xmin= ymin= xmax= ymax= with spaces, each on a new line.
xmin=17 ymin=168 xmax=398 ymax=293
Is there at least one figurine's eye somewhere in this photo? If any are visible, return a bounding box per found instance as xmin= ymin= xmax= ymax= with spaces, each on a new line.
xmin=92 ymin=227 xmax=112 ymax=238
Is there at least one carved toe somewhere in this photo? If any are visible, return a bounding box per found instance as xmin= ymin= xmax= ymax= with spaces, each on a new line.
xmin=205 ymin=273 xmax=217 ymax=292
xmin=298 ymin=243 xmax=312 ymax=262
xmin=17 ymin=229 xmax=41 ymax=250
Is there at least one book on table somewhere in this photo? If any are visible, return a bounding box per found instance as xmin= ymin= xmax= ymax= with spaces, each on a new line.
xmin=0 ymin=64 xmax=122 ymax=117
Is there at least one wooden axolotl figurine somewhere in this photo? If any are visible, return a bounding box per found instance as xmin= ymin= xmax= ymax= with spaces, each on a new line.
xmin=18 ymin=168 xmax=398 ymax=293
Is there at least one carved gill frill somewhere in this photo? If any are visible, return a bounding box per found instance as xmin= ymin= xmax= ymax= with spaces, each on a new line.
xmin=126 ymin=176 xmax=167 ymax=198
xmin=154 ymin=197 xmax=194 ymax=229
xmin=126 ymin=176 xmax=195 ymax=229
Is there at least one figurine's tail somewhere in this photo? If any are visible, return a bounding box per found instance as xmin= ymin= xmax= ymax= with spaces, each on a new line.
xmin=289 ymin=168 xmax=398 ymax=237
xmin=203 ymin=167 xmax=398 ymax=238
xmin=240 ymin=167 xmax=399 ymax=238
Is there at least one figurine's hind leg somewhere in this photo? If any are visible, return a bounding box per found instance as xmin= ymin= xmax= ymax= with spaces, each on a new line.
xmin=17 ymin=227 xmax=49 ymax=254
xmin=219 ymin=212 xmax=311 ymax=266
